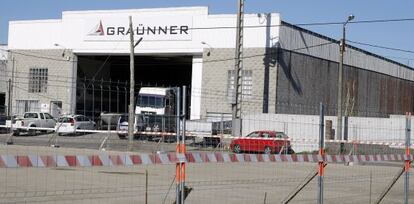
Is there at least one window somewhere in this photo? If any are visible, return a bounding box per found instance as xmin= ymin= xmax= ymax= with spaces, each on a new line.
xmin=39 ymin=113 xmax=44 ymax=119
xmin=28 ymin=68 xmax=48 ymax=93
xmin=276 ymin=133 xmax=286 ymax=138
xmin=58 ymin=117 xmax=71 ymax=123
xmin=138 ymin=95 xmax=165 ymax=108
xmin=227 ymin=70 xmax=253 ymax=101
xmin=16 ymin=100 xmax=39 ymax=116
xmin=44 ymin=113 xmax=53 ymax=119
xmin=246 ymin=132 xmax=259 ymax=138
xmin=24 ymin=113 xmax=38 ymax=119
xmin=262 ymin=133 xmax=270 ymax=138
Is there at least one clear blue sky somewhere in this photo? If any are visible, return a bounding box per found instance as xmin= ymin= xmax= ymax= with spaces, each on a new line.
xmin=1 ymin=0 xmax=414 ymax=65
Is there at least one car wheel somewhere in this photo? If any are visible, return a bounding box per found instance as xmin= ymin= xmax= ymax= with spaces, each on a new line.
xmin=264 ymin=146 xmax=272 ymax=154
xmin=12 ymin=130 xmax=20 ymax=136
xmin=287 ymin=147 xmax=295 ymax=154
xmin=28 ymin=127 xmax=36 ymax=136
xmin=118 ymin=134 xmax=126 ymax=139
xmin=233 ymin=144 xmax=241 ymax=154
xmin=75 ymin=128 xmax=82 ymax=136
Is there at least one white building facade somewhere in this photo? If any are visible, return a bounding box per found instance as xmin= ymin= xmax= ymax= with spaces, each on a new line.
xmin=6 ymin=6 xmax=414 ymax=120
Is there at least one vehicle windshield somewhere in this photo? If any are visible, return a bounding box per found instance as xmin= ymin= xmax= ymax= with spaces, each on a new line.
xmin=119 ymin=115 xmax=144 ymax=123
xmin=119 ymin=115 xmax=128 ymax=123
xmin=24 ymin=113 xmax=38 ymax=119
xmin=137 ymin=95 xmax=165 ymax=108
xmin=58 ymin=117 xmax=72 ymax=123
xmin=246 ymin=132 xmax=259 ymax=138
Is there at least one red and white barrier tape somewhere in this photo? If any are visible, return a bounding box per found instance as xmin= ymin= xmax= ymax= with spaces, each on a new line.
xmin=218 ymin=136 xmax=413 ymax=148
xmin=0 ymin=125 xmax=410 ymax=147
xmin=0 ymin=152 xmax=411 ymax=168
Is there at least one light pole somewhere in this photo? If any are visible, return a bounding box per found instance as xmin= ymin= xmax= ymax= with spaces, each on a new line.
xmin=54 ymin=43 xmax=68 ymax=58
xmin=337 ymin=14 xmax=354 ymax=141
xmin=201 ymin=41 xmax=214 ymax=56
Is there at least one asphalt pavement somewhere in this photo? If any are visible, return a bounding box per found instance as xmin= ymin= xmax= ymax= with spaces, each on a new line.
xmin=0 ymin=131 xmax=218 ymax=154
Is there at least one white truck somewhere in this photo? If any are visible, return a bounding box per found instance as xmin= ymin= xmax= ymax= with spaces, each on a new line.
xmin=117 ymin=87 xmax=214 ymax=143
xmin=13 ymin=112 xmax=56 ymax=136
xmin=117 ymin=87 xmax=176 ymax=139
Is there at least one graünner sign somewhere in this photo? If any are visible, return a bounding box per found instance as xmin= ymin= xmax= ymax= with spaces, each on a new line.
xmin=84 ymin=17 xmax=193 ymax=41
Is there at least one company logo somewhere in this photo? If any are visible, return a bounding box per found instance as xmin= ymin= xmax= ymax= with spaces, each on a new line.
xmin=87 ymin=20 xmax=190 ymax=37
xmin=88 ymin=20 xmax=105 ymax=36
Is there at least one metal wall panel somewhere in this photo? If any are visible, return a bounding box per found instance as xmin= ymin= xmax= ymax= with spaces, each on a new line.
xmin=279 ymin=22 xmax=414 ymax=82
xmin=276 ymin=49 xmax=414 ymax=117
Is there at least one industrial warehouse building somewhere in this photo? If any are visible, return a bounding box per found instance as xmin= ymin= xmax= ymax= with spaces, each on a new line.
xmin=3 ymin=6 xmax=414 ymax=120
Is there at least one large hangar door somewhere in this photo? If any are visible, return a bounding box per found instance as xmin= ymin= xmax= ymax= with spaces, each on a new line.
xmin=76 ymin=55 xmax=192 ymax=119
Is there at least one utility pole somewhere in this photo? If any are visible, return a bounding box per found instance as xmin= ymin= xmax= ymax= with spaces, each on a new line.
xmin=128 ymin=16 xmax=143 ymax=151
xmin=337 ymin=15 xmax=354 ymax=141
xmin=128 ymin=16 xmax=135 ymax=150
xmin=231 ymin=0 xmax=244 ymax=136
xmin=7 ymin=79 xmax=11 ymax=117
xmin=8 ymin=57 xmax=15 ymax=117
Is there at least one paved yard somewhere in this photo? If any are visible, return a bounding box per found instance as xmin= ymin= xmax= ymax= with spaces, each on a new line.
xmin=0 ymin=145 xmax=412 ymax=203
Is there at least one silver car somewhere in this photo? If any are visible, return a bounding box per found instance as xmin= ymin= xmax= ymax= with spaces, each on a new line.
xmin=116 ymin=114 xmax=145 ymax=139
xmin=55 ymin=115 xmax=96 ymax=135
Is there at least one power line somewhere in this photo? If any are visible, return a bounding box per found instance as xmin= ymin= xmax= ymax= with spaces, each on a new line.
xmin=295 ymin=18 xmax=414 ymax=27
xmin=347 ymin=40 xmax=414 ymax=54
xmin=0 ymin=40 xmax=334 ymax=65
xmin=4 ymin=79 xmax=397 ymax=114
xmin=2 ymin=49 xmax=76 ymax=62
xmin=1 ymin=16 xmax=413 ymax=58
xmin=0 ymin=41 xmax=336 ymax=83
xmin=9 ymin=80 xmax=390 ymax=118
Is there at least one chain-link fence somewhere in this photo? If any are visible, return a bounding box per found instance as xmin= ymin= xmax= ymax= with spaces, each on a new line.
xmin=0 ymin=80 xmax=413 ymax=204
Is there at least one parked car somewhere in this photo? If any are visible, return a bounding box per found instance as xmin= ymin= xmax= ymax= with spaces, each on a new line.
xmin=55 ymin=115 xmax=96 ymax=135
xmin=116 ymin=114 xmax=145 ymax=139
xmin=230 ymin=130 xmax=294 ymax=154
xmin=13 ymin=112 xmax=56 ymax=136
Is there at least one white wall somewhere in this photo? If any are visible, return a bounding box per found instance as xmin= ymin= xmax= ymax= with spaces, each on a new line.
xmin=8 ymin=7 xmax=281 ymax=54
xmin=190 ymin=56 xmax=203 ymax=120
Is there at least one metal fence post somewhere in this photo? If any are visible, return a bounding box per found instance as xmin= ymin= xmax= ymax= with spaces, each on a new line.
xmin=124 ymin=80 xmax=128 ymax=114
xmin=181 ymin=86 xmax=187 ymax=204
xmin=100 ymin=79 xmax=103 ymax=114
xmin=116 ymin=80 xmax=120 ymax=113
xmin=318 ymin=102 xmax=325 ymax=204
xmin=83 ymin=79 xmax=86 ymax=116
xmin=108 ymin=79 xmax=112 ymax=113
xmin=92 ymin=82 xmax=95 ymax=121
xmin=404 ymin=112 xmax=411 ymax=204
xmin=176 ymin=87 xmax=181 ymax=204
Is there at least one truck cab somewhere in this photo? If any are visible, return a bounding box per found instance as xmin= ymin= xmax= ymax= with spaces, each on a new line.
xmin=135 ymin=87 xmax=175 ymax=116
xmin=117 ymin=87 xmax=176 ymax=139
xmin=136 ymin=87 xmax=176 ymax=133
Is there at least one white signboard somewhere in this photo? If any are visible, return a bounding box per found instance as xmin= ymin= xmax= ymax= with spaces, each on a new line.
xmin=84 ymin=17 xmax=193 ymax=41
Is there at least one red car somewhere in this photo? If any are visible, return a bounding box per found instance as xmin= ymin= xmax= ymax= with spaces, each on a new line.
xmin=230 ymin=131 xmax=294 ymax=154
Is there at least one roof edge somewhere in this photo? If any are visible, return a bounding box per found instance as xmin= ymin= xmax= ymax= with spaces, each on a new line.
xmin=62 ymin=6 xmax=209 ymax=16
xmin=281 ymin=21 xmax=412 ymax=70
